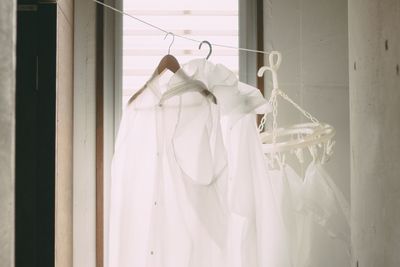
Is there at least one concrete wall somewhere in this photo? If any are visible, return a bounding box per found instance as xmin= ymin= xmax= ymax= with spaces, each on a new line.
xmin=263 ymin=0 xmax=350 ymax=199
xmin=349 ymin=0 xmax=400 ymax=266
xmin=55 ymin=0 xmax=74 ymax=267
xmin=0 ymin=1 xmax=16 ymax=267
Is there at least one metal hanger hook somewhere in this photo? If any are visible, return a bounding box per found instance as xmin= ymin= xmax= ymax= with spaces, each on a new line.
xmin=198 ymin=40 xmax=212 ymax=60
xmin=164 ymin=32 xmax=175 ymax=54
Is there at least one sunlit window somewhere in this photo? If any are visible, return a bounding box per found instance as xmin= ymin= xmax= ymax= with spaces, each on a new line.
xmin=123 ymin=0 xmax=239 ymax=107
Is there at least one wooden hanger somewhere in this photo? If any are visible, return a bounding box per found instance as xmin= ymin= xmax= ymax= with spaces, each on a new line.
xmin=128 ymin=33 xmax=217 ymax=105
xmin=154 ymin=33 xmax=216 ymax=104
xmin=156 ymin=32 xmax=180 ymax=74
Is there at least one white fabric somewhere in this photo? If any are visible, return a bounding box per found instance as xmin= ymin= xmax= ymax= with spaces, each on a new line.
xmin=108 ymin=57 xmax=348 ymax=267
xmin=179 ymin=59 xmax=291 ymax=267
xmin=221 ymin=113 xmax=292 ymax=267
xmin=108 ymin=58 xmax=270 ymax=267
xmin=108 ymin=66 xmax=229 ymax=267
xmin=269 ymin=162 xmax=350 ymax=267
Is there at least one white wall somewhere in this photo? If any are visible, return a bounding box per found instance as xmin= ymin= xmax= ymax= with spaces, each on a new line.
xmin=73 ymin=0 xmax=97 ymax=266
xmin=263 ymin=0 xmax=350 ymax=200
xmin=0 ymin=1 xmax=16 ymax=267
xmin=349 ymin=0 xmax=400 ymax=266
xmin=55 ymin=1 xmax=74 ymax=267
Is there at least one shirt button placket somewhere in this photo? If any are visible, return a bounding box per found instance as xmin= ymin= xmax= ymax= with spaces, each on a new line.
xmin=152 ymin=183 xmax=158 ymax=258
xmin=150 ymin=107 xmax=161 ymax=265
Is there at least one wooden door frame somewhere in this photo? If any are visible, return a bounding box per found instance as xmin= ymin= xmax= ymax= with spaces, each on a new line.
xmin=95 ymin=1 xmax=104 ymax=267
xmin=95 ymin=1 xmax=122 ymax=266
xmin=239 ymin=0 xmax=265 ymax=98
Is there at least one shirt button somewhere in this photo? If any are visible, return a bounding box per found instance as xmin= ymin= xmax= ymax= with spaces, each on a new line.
xmin=150 ymin=251 xmax=154 ymax=255
xmin=154 ymin=201 xmax=157 ymax=206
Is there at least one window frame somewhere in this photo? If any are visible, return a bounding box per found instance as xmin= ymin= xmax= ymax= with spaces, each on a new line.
xmin=96 ymin=1 xmax=264 ymax=266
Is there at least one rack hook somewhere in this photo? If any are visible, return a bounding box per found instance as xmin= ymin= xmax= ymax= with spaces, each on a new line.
xmin=164 ymin=32 xmax=175 ymax=54
xmin=199 ymin=40 xmax=212 ymax=60
xmin=257 ymin=51 xmax=282 ymax=90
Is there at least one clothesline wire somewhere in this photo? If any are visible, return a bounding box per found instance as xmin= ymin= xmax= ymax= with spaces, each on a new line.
xmin=92 ymin=0 xmax=272 ymax=55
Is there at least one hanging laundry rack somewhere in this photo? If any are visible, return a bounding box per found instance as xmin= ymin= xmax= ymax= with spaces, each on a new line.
xmin=92 ymin=0 xmax=272 ymax=55
xmin=257 ymin=51 xmax=336 ymax=166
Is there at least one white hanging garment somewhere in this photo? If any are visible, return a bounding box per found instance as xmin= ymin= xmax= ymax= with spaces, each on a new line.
xmin=220 ymin=109 xmax=292 ymax=267
xmin=180 ymin=59 xmax=292 ymax=267
xmin=269 ymin=161 xmax=350 ymax=267
xmin=108 ymin=66 xmax=229 ymax=267
xmin=299 ymin=161 xmax=350 ymax=267
xmin=256 ymin=51 xmax=350 ymax=266
xmin=109 ymin=57 xmax=294 ymax=267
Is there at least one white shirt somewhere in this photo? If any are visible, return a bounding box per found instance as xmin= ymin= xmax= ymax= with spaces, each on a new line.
xmin=218 ymin=89 xmax=292 ymax=267
xmin=108 ymin=62 xmax=233 ymax=267
xmin=108 ymin=58 xmax=282 ymax=267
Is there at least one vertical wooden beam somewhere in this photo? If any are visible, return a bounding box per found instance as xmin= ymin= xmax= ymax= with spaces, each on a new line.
xmin=256 ymin=0 xmax=265 ymax=125
xmin=239 ymin=0 xmax=257 ymax=85
xmin=95 ymin=2 xmax=104 ymax=267
xmin=256 ymin=0 xmax=265 ymax=95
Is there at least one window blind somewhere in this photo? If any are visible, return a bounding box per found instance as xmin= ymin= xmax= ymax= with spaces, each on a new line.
xmin=122 ymin=0 xmax=239 ymax=106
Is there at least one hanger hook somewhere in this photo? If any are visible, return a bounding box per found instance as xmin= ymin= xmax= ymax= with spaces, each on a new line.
xmin=198 ymin=40 xmax=212 ymax=60
xmin=164 ymin=32 xmax=175 ymax=54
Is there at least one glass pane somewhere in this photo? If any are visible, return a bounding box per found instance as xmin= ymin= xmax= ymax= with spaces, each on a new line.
xmin=123 ymin=0 xmax=239 ymax=107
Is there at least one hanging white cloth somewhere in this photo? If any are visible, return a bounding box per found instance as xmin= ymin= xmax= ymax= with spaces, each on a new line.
xmin=256 ymin=51 xmax=350 ymax=267
xmin=269 ymin=160 xmax=351 ymax=267
xmin=110 ymin=57 xmax=344 ymax=267
xmin=108 ymin=58 xmax=273 ymax=267
xmin=108 ymin=66 xmax=229 ymax=267
xmin=221 ymin=110 xmax=292 ymax=267
xmin=182 ymin=59 xmax=292 ymax=267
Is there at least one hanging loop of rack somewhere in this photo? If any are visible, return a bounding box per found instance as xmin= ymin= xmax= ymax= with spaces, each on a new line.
xmin=257 ymin=51 xmax=282 ymax=135
xmin=257 ymin=51 xmax=282 ymax=90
